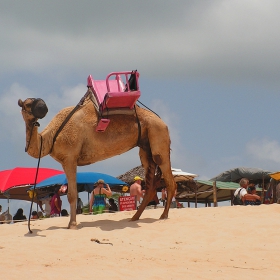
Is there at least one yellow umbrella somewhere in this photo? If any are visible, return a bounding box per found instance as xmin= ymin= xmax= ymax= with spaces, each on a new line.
xmin=269 ymin=172 xmax=280 ymax=180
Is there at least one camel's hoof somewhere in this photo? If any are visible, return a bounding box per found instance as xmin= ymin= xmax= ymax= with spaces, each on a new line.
xmin=159 ymin=214 xmax=168 ymax=220
xmin=130 ymin=216 xmax=139 ymax=221
xmin=68 ymin=221 xmax=77 ymax=229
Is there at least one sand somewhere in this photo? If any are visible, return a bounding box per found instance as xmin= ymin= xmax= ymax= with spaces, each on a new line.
xmin=1 ymin=204 xmax=280 ymax=280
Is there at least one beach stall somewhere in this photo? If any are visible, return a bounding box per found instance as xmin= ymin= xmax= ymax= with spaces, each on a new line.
xmin=268 ymin=171 xmax=280 ymax=203
xmin=175 ymin=180 xmax=264 ymax=207
xmin=210 ymin=167 xmax=272 ymax=203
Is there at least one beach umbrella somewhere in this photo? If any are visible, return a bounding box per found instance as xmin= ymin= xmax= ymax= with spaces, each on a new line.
xmin=0 ymin=167 xmax=63 ymax=215
xmin=30 ymin=172 xmax=127 ymax=193
xmin=171 ymin=168 xmax=198 ymax=182
xmin=0 ymin=167 xmax=64 ymax=193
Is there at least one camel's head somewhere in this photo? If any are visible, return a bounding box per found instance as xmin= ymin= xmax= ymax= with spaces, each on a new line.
xmin=18 ymin=98 xmax=48 ymax=119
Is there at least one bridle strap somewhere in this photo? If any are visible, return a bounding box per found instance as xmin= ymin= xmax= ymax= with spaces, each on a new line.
xmin=25 ymin=121 xmax=40 ymax=152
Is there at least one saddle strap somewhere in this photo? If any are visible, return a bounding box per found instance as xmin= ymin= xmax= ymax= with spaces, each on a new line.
xmin=49 ymin=90 xmax=91 ymax=154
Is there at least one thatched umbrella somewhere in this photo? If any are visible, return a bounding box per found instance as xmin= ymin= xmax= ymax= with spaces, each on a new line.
xmin=117 ymin=166 xmax=198 ymax=191
xmin=117 ymin=166 xmax=145 ymax=186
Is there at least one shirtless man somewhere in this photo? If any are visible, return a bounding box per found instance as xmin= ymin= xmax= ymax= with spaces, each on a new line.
xmin=130 ymin=176 xmax=144 ymax=207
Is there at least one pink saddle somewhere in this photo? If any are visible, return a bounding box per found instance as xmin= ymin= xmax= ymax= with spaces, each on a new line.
xmin=87 ymin=71 xmax=141 ymax=132
xmin=87 ymin=71 xmax=141 ymax=111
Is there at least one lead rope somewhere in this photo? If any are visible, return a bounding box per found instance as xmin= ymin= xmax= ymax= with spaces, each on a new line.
xmin=137 ymin=100 xmax=161 ymax=118
xmin=28 ymin=134 xmax=43 ymax=234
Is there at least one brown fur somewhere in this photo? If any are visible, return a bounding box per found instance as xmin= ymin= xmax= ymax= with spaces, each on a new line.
xmin=18 ymin=93 xmax=177 ymax=229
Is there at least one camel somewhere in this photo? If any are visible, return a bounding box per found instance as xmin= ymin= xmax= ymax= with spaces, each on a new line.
xmin=18 ymin=90 xmax=177 ymax=229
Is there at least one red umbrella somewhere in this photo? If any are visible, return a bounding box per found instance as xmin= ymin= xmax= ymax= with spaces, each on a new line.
xmin=0 ymin=167 xmax=64 ymax=193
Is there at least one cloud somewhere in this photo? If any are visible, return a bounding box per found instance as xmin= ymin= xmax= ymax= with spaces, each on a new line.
xmin=246 ymin=138 xmax=280 ymax=163
xmin=0 ymin=83 xmax=34 ymax=142
xmin=1 ymin=1 xmax=280 ymax=88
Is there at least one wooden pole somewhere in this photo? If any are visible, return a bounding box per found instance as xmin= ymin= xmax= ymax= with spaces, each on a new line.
xmin=195 ymin=182 xmax=197 ymax=208
xmin=213 ymin=181 xmax=218 ymax=207
xmin=261 ymin=175 xmax=265 ymax=203
xmin=230 ymin=190 xmax=234 ymax=206
xmin=273 ymin=180 xmax=277 ymax=203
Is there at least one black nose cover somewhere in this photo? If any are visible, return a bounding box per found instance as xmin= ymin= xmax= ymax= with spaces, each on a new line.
xmin=31 ymin=98 xmax=48 ymax=119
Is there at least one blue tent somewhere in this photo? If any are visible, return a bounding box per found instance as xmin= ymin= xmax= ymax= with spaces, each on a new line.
xmin=30 ymin=172 xmax=127 ymax=193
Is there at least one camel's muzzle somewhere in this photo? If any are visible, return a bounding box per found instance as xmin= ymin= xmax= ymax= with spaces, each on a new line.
xmin=31 ymin=98 xmax=48 ymax=119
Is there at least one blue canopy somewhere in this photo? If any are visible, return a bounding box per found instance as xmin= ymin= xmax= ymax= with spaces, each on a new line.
xmin=30 ymin=172 xmax=127 ymax=192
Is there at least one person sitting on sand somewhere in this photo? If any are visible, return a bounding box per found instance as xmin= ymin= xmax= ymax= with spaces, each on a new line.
xmin=61 ymin=209 xmax=69 ymax=216
xmin=13 ymin=208 xmax=27 ymax=223
xmin=38 ymin=193 xmax=52 ymax=217
xmin=108 ymin=198 xmax=118 ymax=213
xmin=244 ymin=186 xmax=261 ymax=206
xmin=31 ymin=211 xmax=39 ymax=219
xmin=234 ymin=178 xmax=261 ymax=205
xmin=76 ymin=197 xmax=83 ymax=214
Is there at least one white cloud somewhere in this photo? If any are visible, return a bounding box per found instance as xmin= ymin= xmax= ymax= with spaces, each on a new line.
xmin=0 ymin=83 xmax=35 ymax=142
xmin=1 ymin=1 xmax=280 ymax=87
xmin=246 ymin=138 xmax=280 ymax=163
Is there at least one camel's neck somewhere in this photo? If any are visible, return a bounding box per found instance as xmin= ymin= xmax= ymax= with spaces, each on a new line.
xmin=24 ymin=121 xmax=51 ymax=158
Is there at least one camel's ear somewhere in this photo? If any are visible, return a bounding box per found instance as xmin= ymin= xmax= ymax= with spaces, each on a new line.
xmin=18 ymin=99 xmax=23 ymax=107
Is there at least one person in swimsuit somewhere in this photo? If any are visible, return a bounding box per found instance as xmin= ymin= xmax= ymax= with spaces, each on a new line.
xmin=89 ymin=179 xmax=112 ymax=214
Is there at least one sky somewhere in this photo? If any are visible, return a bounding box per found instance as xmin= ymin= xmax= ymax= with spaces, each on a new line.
xmin=1 ymin=0 xmax=280 ymax=216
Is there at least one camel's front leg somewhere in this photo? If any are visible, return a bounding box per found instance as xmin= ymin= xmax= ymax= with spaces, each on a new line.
xmin=63 ymin=163 xmax=78 ymax=229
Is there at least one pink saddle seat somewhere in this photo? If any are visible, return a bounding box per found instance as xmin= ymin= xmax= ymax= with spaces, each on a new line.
xmin=87 ymin=71 xmax=141 ymax=112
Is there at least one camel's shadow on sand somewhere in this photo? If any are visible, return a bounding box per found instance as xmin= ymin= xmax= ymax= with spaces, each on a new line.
xmin=43 ymin=217 xmax=160 ymax=232
xmin=78 ymin=217 xmax=159 ymax=231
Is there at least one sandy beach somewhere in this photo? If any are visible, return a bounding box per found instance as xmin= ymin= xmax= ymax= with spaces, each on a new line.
xmin=1 ymin=204 xmax=280 ymax=280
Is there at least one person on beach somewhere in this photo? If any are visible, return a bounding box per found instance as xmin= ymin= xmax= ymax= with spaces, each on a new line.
xmin=31 ymin=211 xmax=39 ymax=219
xmin=161 ymin=188 xmax=167 ymax=206
xmin=61 ymin=209 xmax=69 ymax=216
xmin=108 ymin=198 xmax=118 ymax=212
xmin=161 ymin=188 xmax=180 ymax=208
xmin=234 ymin=178 xmax=261 ymax=205
xmin=38 ymin=193 xmax=52 ymax=217
xmin=89 ymin=179 xmax=112 ymax=214
xmin=130 ymin=176 xmax=144 ymax=208
xmin=76 ymin=197 xmax=83 ymax=214
xmin=0 ymin=205 xmax=4 ymax=224
xmin=13 ymin=208 xmax=27 ymax=223
xmin=50 ymin=186 xmax=64 ymax=217
xmin=244 ymin=186 xmax=261 ymax=205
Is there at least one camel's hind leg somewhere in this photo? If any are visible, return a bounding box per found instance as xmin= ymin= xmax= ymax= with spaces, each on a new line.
xmin=63 ymin=162 xmax=78 ymax=229
xmin=159 ymin=163 xmax=177 ymax=219
xmin=147 ymin=125 xmax=177 ymax=219
xmin=131 ymin=148 xmax=158 ymax=221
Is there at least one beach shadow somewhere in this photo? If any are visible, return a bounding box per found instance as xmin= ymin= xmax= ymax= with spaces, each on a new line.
xmin=24 ymin=228 xmax=46 ymax=237
xmin=78 ymin=217 xmax=159 ymax=231
xmin=41 ymin=217 xmax=159 ymax=231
